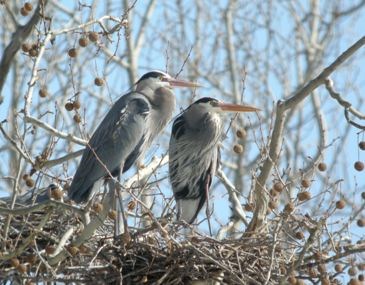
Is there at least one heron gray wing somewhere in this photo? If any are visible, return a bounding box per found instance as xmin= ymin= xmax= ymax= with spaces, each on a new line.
xmin=169 ymin=114 xmax=217 ymax=223
xmin=69 ymin=93 xmax=150 ymax=203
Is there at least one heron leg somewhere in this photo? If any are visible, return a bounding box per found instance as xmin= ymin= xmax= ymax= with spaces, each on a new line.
xmin=115 ymin=183 xmax=129 ymax=239
xmin=205 ymin=175 xmax=212 ymax=236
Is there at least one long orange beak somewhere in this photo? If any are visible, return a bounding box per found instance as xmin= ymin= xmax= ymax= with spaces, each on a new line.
xmin=165 ymin=78 xmax=202 ymax=88
xmin=217 ymin=102 xmax=261 ymax=112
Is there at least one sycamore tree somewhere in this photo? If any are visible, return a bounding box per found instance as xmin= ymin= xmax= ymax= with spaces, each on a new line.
xmin=0 ymin=1 xmax=365 ymax=284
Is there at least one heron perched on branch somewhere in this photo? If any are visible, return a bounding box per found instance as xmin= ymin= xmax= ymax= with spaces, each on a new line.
xmin=68 ymin=71 xmax=200 ymax=203
xmin=169 ymin=97 xmax=260 ymax=224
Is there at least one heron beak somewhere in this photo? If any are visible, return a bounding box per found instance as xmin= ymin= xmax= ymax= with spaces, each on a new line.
xmin=217 ymin=102 xmax=261 ymax=113
xmin=166 ymin=78 xmax=202 ymax=88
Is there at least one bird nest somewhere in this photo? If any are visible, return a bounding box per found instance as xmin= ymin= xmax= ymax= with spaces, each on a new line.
xmin=0 ymin=197 xmax=285 ymax=285
xmin=1 ymin=197 xmax=364 ymax=285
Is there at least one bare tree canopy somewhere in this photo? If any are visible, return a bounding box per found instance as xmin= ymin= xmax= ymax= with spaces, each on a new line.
xmin=0 ymin=1 xmax=365 ymax=284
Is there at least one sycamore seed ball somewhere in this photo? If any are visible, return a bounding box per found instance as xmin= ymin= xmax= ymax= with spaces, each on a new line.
xmin=24 ymin=2 xmax=33 ymax=12
xmin=336 ymin=200 xmax=345 ymax=210
xmin=297 ymin=191 xmax=311 ymax=201
xmin=79 ymin=37 xmax=89 ymax=47
xmin=357 ymin=219 xmax=365 ymax=227
xmin=16 ymin=263 xmax=27 ymax=274
xmin=88 ymin=32 xmax=99 ymax=42
xmin=348 ymin=267 xmax=357 ymax=276
xmin=10 ymin=257 xmax=20 ymax=268
xmin=301 ymin=179 xmax=311 ymax=188
xmin=318 ymin=162 xmax=327 ymax=171
xmin=295 ymin=231 xmax=304 ymax=240
xmin=94 ymin=77 xmax=104 ymax=86
xmin=93 ymin=202 xmax=103 ymax=213
xmin=21 ymin=43 xmax=31 ymax=53
xmin=25 ymin=178 xmax=35 ymax=187
xmin=65 ymin=102 xmax=74 ymax=111
xmin=68 ymin=48 xmax=77 ymax=58
xmin=73 ymin=114 xmax=81 ymax=124
xmin=335 ymin=264 xmax=343 ymax=273
xmin=233 ymin=144 xmax=243 ymax=154
xmin=273 ymin=181 xmax=284 ymax=193
xmin=354 ymin=161 xmax=364 ymax=171
xmin=39 ymin=88 xmax=47 ymax=98
xmin=236 ymin=128 xmax=246 ymax=138
xmin=359 ymin=141 xmax=365 ymax=150
xmin=20 ymin=7 xmax=29 ymax=16
xmin=73 ymin=100 xmax=81 ymax=109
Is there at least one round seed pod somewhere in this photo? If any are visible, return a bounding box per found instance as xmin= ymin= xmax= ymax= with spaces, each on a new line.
xmin=10 ymin=257 xmax=20 ymax=267
xmin=318 ymin=162 xmax=327 ymax=172
xmin=68 ymin=48 xmax=77 ymax=58
xmin=334 ymin=263 xmax=343 ymax=273
xmin=25 ymin=178 xmax=35 ymax=187
xmin=73 ymin=114 xmax=81 ymax=124
xmin=29 ymin=48 xmax=38 ymax=57
xmin=354 ymin=161 xmax=364 ymax=171
xmin=268 ymin=200 xmax=278 ymax=210
xmin=79 ymin=37 xmax=89 ymax=47
xmin=88 ymin=32 xmax=99 ymax=42
xmin=94 ymin=77 xmax=104 ymax=86
xmin=127 ymin=200 xmax=136 ymax=211
xmin=273 ymin=181 xmax=284 ymax=193
xmin=335 ymin=200 xmax=345 ymax=210
xmin=348 ymin=267 xmax=358 ymax=276
xmin=21 ymin=43 xmax=31 ymax=53
xmin=236 ymin=128 xmax=246 ymax=138
xmin=16 ymin=263 xmax=27 ymax=274
xmin=73 ymin=100 xmax=81 ymax=110
xmin=359 ymin=141 xmax=365 ymax=150
xmin=284 ymin=202 xmax=295 ymax=213
xmin=295 ymin=231 xmax=305 ymax=240
xmin=357 ymin=219 xmax=365 ymax=227
xmin=362 ymin=192 xmax=365 ymax=200
xmin=24 ymin=2 xmax=33 ymax=12
xmin=65 ymin=102 xmax=74 ymax=111
xmin=233 ymin=144 xmax=243 ymax=154
xmin=297 ymin=191 xmax=311 ymax=201
xmin=358 ymin=274 xmax=364 ymax=282
xmin=301 ymin=179 xmax=311 ymax=188
xmin=22 ymin=174 xmax=30 ymax=181
xmin=39 ymin=88 xmax=47 ymax=98
xmin=51 ymin=188 xmax=63 ymax=200
xmin=93 ymin=202 xmax=103 ymax=213
xmin=20 ymin=7 xmax=29 ymax=16
xmin=67 ymin=246 xmax=79 ymax=256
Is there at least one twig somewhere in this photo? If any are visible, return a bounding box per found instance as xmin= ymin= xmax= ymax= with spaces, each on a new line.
xmin=25 ymin=116 xmax=87 ymax=145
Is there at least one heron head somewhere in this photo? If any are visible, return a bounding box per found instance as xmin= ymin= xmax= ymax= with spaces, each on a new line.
xmin=192 ymin=97 xmax=260 ymax=114
xmin=136 ymin=70 xmax=200 ymax=92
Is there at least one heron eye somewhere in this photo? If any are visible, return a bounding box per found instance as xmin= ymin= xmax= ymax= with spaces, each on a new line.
xmin=210 ymin=101 xmax=218 ymax=107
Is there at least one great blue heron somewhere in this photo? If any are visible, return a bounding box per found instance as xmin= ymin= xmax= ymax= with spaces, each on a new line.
xmin=169 ymin=97 xmax=260 ymax=224
xmin=68 ymin=71 xmax=199 ymax=203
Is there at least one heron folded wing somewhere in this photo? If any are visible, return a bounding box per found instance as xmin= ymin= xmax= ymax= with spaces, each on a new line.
xmin=68 ymin=94 xmax=150 ymax=203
